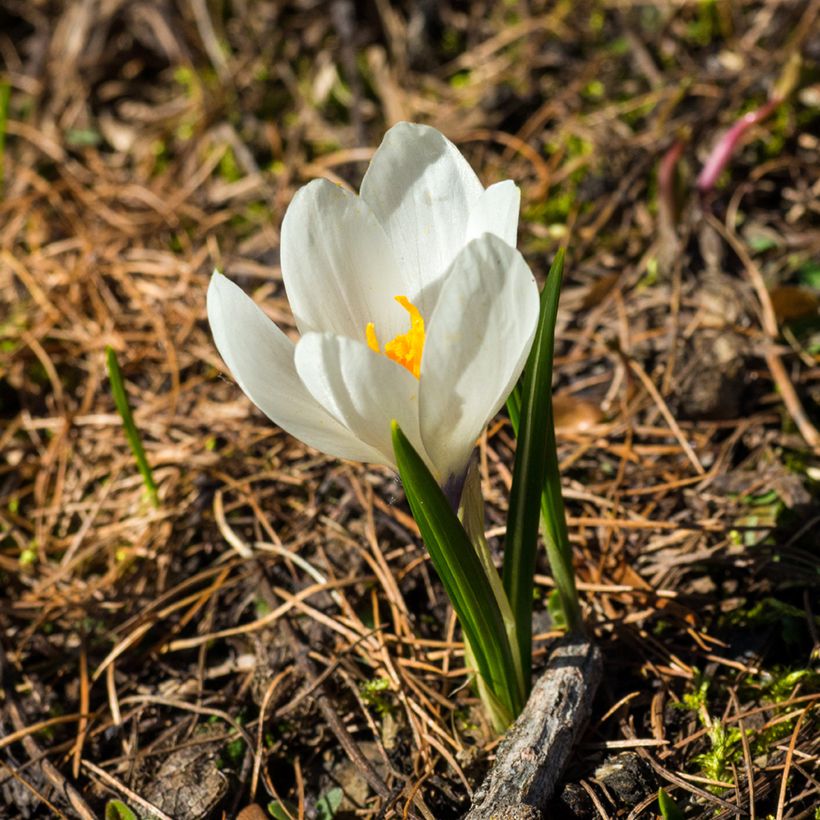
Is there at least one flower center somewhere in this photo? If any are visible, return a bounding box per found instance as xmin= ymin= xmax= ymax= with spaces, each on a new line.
xmin=366 ymin=295 xmax=425 ymax=379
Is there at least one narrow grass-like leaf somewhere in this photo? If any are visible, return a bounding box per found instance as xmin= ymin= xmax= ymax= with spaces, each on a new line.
xmin=392 ymin=421 xmax=523 ymax=723
xmin=106 ymin=346 xmax=159 ymax=507
xmin=503 ymin=249 xmax=581 ymax=679
xmin=533 ymin=258 xmax=582 ymax=636
xmin=657 ymin=788 xmax=685 ymax=820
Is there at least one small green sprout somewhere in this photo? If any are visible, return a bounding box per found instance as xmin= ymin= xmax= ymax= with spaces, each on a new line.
xmin=106 ymin=346 xmax=159 ymax=508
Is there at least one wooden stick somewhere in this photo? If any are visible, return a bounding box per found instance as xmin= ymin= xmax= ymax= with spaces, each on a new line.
xmin=465 ymin=637 xmax=603 ymax=819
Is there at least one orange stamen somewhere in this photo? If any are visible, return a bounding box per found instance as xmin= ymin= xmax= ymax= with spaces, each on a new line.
xmin=364 ymin=296 xmax=425 ymax=379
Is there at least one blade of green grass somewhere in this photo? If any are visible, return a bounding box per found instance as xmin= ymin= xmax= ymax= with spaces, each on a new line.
xmin=531 ymin=257 xmax=582 ymax=637
xmin=106 ymin=346 xmax=159 ymax=508
xmin=503 ymin=249 xmax=581 ymax=678
xmin=392 ymin=421 xmax=523 ymax=724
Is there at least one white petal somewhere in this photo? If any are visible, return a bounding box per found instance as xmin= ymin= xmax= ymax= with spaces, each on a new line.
xmin=360 ymin=122 xmax=485 ymax=316
xmin=294 ymin=333 xmax=432 ymax=474
xmin=466 ymin=180 xmax=520 ymax=247
xmin=419 ymin=235 xmax=539 ymax=483
xmin=280 ymin=179 xmax=407 ymax=341
xmin=207 ymin=272 xmax=381 ymax=463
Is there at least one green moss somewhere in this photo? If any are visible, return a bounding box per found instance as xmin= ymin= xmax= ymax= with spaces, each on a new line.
xmin=583 ymin=80 xmax=605 ymax=101
xmin=441 ymin=28 xmax=463 ymax=56
xmin=608 ymin=36 xmax=630 ymax=55
xmin=762 ymin=104 xmax=792 ymax=157
xmin=360 ymin=676 xmax=393 ymax=715
xmin=686 ymin=0 xmax=719 ymax=46
xmin=676 ymin=672 xmax=710 ymax=716
xmin=450 ymin=70 xmax=472 ymax=89
xmin=223 ymin=737 xmax=245 ymax=766
xmin=523 ymin=191 xmax=575 ymax=226
xmin=723 ymin=597 xmax=812 ymax=650
xmin=638 ymin=257 xmax=659 ymax=289
xmin=218 ymin=146 xmax=242 ymax=182
xmin=173 ymin=66 xmax=201 ymax=99
xmin=762 ymin=667 xmax=818 ymax=702
xmin=621 ymin=100 xmax=657 ymax=130
xmin=19 ymin=545 xmax=37 ymax=567
xmin=693 ymin=722 xmax=742 ymax=790
xmin=175 ymin=121 xmax=195 ymax=141
xmin=151 ymin=139 xmax=169 ymax=175
xmin=26 ymin=360 xmax=49 ymax=386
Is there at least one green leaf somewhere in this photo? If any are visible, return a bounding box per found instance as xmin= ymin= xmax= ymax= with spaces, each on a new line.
xmin=798 ymin=260 xmax=820 ymax=290
xmin=506 ymin=382 xmax=522 ymax=436
xmin=268 ymin=800 xmax=298 ymax=820
xmin=316 ymin=787 xmax=343 ymax=819
xmin=503 ymin=249 xmax=581 ymax=678
xmin=392 ymin=421 xmax=523 ymax=724
xmin=657 ymin=788 xmax=685 ymax=820
xmin=106 ymin=346 xmax=159 ymax=507
xmin=105 ymin=801 xmax=138 ymax=820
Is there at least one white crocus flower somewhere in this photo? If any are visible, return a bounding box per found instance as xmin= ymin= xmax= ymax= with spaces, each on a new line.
xmin=208 ymin=122 xmax=539 ymax=497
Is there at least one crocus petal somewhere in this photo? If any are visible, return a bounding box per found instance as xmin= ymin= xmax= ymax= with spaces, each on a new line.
xmin=280 ymin=179 xmax=407 ymax=341
xmin=360 ymin=122 xmax=484 ymax=315
xmin=419 ymin=234 xmax=539 ymax=484
xmin=465 ymin=180 xmax=520 ymax=247
xmin=294 ymin=333 xmax=432 ymax=474
xmin=207 ymin=272 xmax=382 ymax=463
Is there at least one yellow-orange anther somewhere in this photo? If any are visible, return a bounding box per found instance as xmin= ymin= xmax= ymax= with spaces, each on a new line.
xmin=364 ymin=296 xmax=425 ymax=379
xmin=365 ymin=322 xmax=380 ymax=353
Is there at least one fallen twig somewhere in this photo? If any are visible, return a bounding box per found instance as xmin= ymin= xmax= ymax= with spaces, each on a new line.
xmin=465 ymin=637 xmax=603 ymax=819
